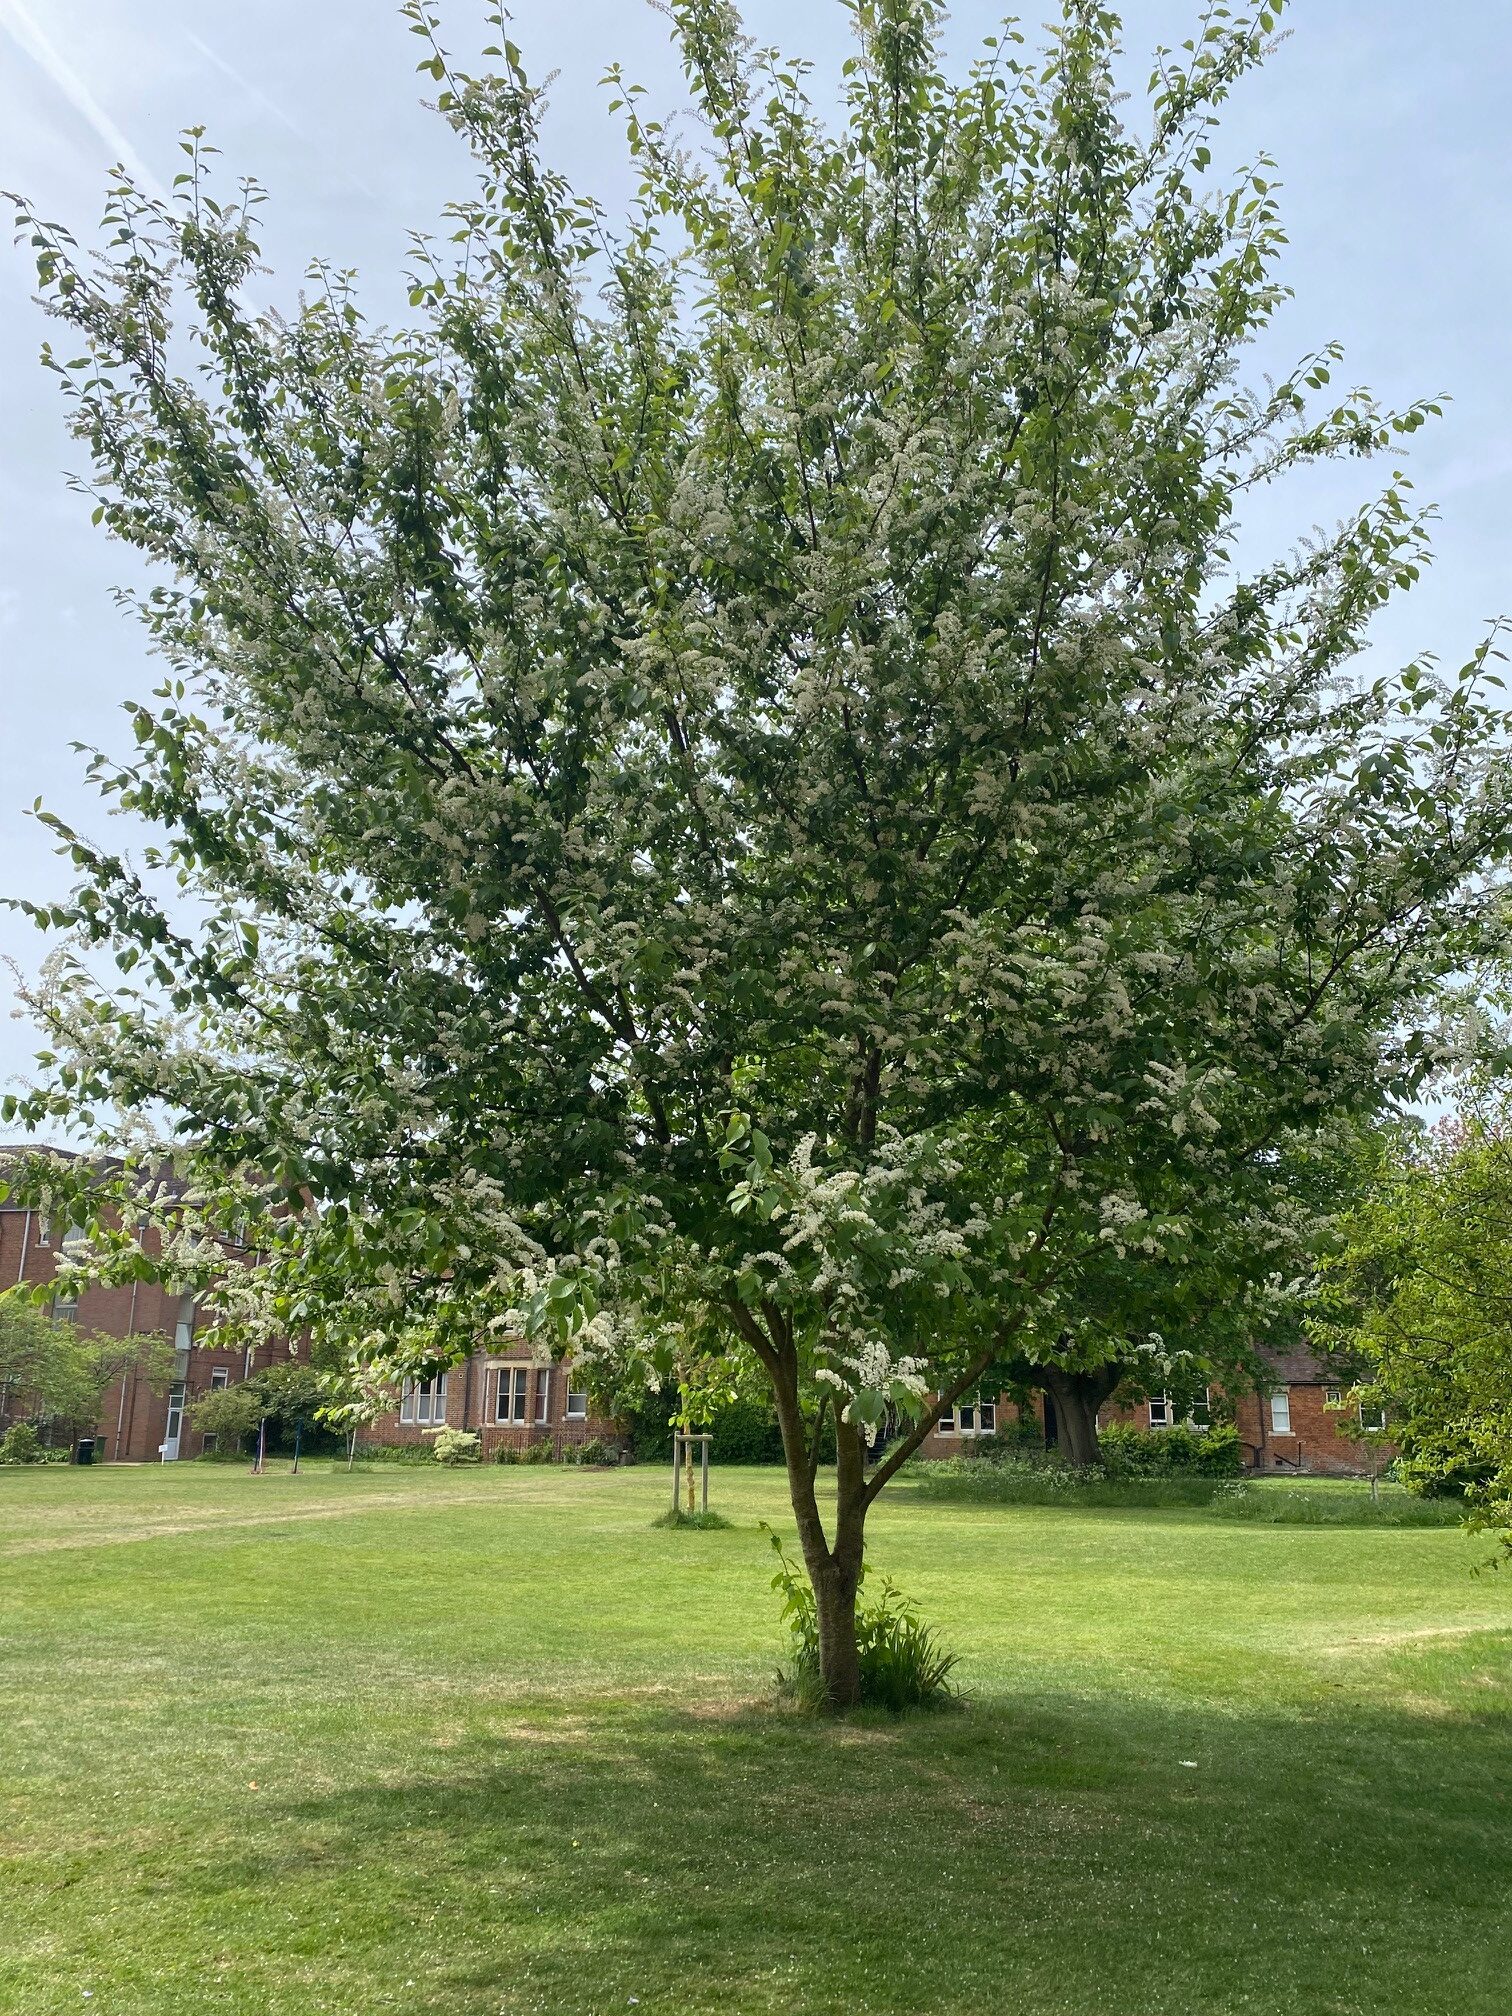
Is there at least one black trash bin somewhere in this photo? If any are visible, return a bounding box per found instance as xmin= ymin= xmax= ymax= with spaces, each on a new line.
xmin=74 ymin=1438 xmax=95 ymax=1466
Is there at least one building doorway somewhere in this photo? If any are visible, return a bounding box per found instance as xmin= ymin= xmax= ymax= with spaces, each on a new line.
xmin=161 ymin=1381 xmax=186 ymax=1461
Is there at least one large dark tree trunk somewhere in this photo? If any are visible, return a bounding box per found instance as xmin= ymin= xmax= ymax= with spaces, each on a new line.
xmin=1036 ymin=1363 xmax=1126 ymax=1467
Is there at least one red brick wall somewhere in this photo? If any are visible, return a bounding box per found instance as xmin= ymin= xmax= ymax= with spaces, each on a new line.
xmin=910 ymin=1372 xmax=1392 ymax=1479
xmin=364 ymin=1347 xmax=619 ymax=1457
xmin=1 ymin=1201 xmax=289 ymax=1461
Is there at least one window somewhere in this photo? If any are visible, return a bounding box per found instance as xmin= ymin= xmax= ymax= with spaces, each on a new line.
xmin=938 ymin=1398 xmax=997 ymax=1436
xmin=34 ymin=1214 xmax=51 ymax=1247
xmin=399 ymin=1375 xmax=449 ymax=1426
xmin=174 ymin=1293 xmax=196 ymax=1354
xmin=61 ymin=1223 xmax=89 ymax=1253
xmin=1269 ymin=1391 xmax=1292 ymax=1435
xmin=566 ymin=1386 xmax=588 ymax=1422
xmin=52 ymin=1288 xmax=79 ymax=1323
xmin=1148 ymin=1395 xmax=1172 ymax=1428
xmin=210 ymin=1368 xmax=229 ymax=1392
xmin=534 ymin=1369 xmax=550 ymax=1425
xmin=202 ymin=1433 xmax=218 ymax=1453
xmin=496 ymin=1366 xmax=528 ymax=1425
xmin=1358 ymin=1399 xmax=1386 ymax=1432
xmin=1188 ymin=1389 xmax=1212 ymax=1429
xmin=1323 ymin=1387 xmax=1343 ymax=1408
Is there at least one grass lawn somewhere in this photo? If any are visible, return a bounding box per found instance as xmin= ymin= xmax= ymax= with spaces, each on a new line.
xmin=2 ymin=1464 xmax=1509 ymax=2015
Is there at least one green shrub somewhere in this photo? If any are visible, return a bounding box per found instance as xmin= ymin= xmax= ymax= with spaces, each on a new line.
xmin=0 ymin=1421 xmax=44 ymax=1465
xmin=1099 ymin=1421 xmax=1241 ymax=1478
xmin=429 ymin=1427 xmax=481 ymax=1466
xmin=911 ymin=1455 xmax=1228 ymax=1510
xmin=765 ymin=1528 xmax=958 ymax=1713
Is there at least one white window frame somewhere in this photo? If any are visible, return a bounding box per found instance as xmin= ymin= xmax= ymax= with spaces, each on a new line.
xmin=174 ymin=1292 xmax=197 ymax=1354
xmin=210 ymin=1368 xmax=229 ymax=1392
xmin=565 ymin=1386 xmax=588 ymax=1422
xmin=400 ymin=1374 xmax=449 ymax=1426
xmin=1187 ymin=1388 xmax=1212 ymax=1430
xmin=1269 ymin=1391 xmax=1292 ymax=1435
xmin=1323 ymin=1387 xmax=1343 ymax=1408
xmin=955 ymin=1398 xmax=997 ymax=1437
xmin=496 ymin=1366 xmax=528 ymax=1425
xmin=937 ymin=1407 xmax=957 ymax=1435
xmin=34 ymin=1213 xmax=51 ymax=1247
xmin=1358 ymin=1399 xmax=1386 ymax=1432
xmin=534 ymin=1368 xmax=550 ymax=1425
xmin=1148 ymin=1395 xmax=1172 ymax=1429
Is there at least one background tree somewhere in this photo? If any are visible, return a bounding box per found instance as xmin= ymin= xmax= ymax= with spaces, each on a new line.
xmin=8 ymin=0 xmax=1512 ymax=1701
xmin=186 ymin=1379 xmax=264 ymax=1456
xmin=0 ymin=1285 xmax=172 ymax=1444
xmin=1319 ymin=1111 xmax=1512 ymax=1543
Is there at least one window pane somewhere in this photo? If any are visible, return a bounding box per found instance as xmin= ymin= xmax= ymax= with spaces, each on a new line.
xmin=566 ymin=1389 xmax=587 ymax=1420
xmin=1149 ymin=1397 xmax=1170 ymax=1427
xmin=980 ymin=1404 xmax=996 ymax=1433
xmin=1269 ymin=1393 xmax=1292 ymax=1435
xmin=938 ymin=1411 xmax=955 ymax=1434
xmin=534 ymin=1370 xmax=550 ymax=1423
xmin=494 ymin=1373 xmax=510 ymax=1424
xmin=959 ymin=1405 xmax=976 ymax=1432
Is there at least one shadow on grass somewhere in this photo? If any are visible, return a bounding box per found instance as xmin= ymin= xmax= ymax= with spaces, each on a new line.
xmin=197 ymin=1684 xmax=1511 ymax=2016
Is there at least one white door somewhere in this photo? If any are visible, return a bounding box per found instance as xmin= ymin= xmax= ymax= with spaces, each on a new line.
xmin=161 ymin=1381 xmax=186 ymax=1461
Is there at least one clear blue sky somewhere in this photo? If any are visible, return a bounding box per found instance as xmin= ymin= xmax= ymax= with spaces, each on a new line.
xmin=1 ymin=1 xmax=1509 ymax=1111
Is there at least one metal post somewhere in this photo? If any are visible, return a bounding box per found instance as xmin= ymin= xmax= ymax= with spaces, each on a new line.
xmin=701 ymin=1434 xmax=709 ymax=1515
xmin=254 ymin=1415 xmax=266 ymax=1475
xmin=671 ymin=1432 xmax=681 ymax=1514
xmin=292 ymin=1419 xmax=302 ymax=1475
xmin=347 ymin=1425 xmax=358 ymax=1472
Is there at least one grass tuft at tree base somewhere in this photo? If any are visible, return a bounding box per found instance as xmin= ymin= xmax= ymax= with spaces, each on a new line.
xmin=652 ymin=1506 xmax=734 ymax=1530
xmin=765 ymin=1525 xmax=960 ymax=1714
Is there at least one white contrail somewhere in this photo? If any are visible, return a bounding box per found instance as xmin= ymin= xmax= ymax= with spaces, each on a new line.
xmin=0 ymin=0 xmax=168 ymax=200
xmin=187 ymin=28 xmax=379 ymax=201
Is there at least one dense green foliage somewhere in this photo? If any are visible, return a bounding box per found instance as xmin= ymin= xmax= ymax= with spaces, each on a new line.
xmin=1321 ymin=1112 xmax=1512 ymax=1548
xmin=0 ymin=1421 xmax=44 ymax=1464
xmin=1098 ymin=1420 xmax=1242 ymax=1477
xmin=0 ymin=1287 xmax=173 ymax=1444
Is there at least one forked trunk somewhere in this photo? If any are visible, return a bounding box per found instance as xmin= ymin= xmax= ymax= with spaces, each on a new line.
xmin=762 ymin=1332 xmax=870 ymax=1709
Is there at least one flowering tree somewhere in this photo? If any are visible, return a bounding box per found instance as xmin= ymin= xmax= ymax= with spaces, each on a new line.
xmin=9 ymin=0 xmax=1512 ymax=1701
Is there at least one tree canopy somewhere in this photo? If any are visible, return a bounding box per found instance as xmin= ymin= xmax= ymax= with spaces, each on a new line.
xmin=1320 ymin=1110 xmax=1512 ymax=1546
xmin=9 ymin=0 xmax=1512 ymax=1697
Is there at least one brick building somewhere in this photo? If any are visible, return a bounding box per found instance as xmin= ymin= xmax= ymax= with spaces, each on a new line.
xmin=919 ymin=1343 xmax=1392 ymax=1476
xmin=0 ymin=1146 xmax=289 ymax=1462
xmin=2 ymin=1144 xmax=618 ymax=1463
xmin=363 ymin=1342 xmax=619 ymax=1459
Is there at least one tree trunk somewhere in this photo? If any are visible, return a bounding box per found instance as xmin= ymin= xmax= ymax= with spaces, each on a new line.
xmin=755 ymin=1315 xmax=870 ymax=1709
xmin=810 ymin=1551 xmax=863 ymax=1707
xmin=1037 ymin=1364 xmax=1125 ymax=1468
